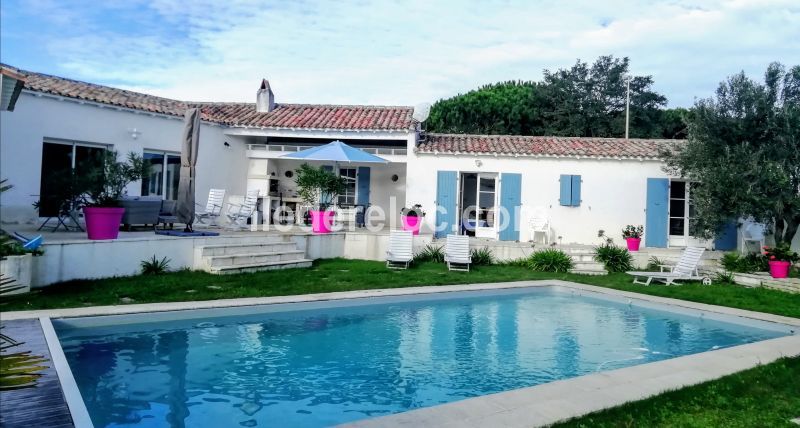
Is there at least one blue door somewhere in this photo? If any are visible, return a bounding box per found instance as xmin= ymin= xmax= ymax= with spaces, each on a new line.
xmin=499 ymin=173 xmax=521 ymax=241
xmin=356 ymin=167 xmax=370 ymax=205
xmin=714 ymin=221 xmax=738 ymax=251
xmin=645 ymin=178 xmax=669 ymax=248
xmin=435 ymin=171 xmax=458 ymax=238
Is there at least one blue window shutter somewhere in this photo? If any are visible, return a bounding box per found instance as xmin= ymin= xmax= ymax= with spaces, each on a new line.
xmin=570 ymin=175 xmax=582 ymax=207
xmin=499 ymin=173 xmax=522 ymax=241
xmin=435 ymin=171 xmax=458 ymax=238
xmin=559 ymin=174 xmax=572 ymax=206
xmin=714 ymin=220 xmax=738 ymax=251
xmin=356 ymin=167 xmax=370 ymax=205
xmin=645 ymin=178 xmax=669 ymax=248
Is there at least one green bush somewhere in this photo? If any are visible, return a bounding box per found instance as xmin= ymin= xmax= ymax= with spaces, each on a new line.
xmin=593 ymin=243 xmax=633 ymax=272
xmin=470 ymin=247 xmax=495 ymax=266
xmin=721 ymin=252 xmax=768 ymax=273
xmin=141 ymin=255 xmax=171 ymax=275
xmin=646 ymin=256 xmax=666 ymax=271
xmin=714 ymin=271 xmax=737 ymax=284
xmin=413 ymin=244 xmax=444 ymax=263
xmin=526 ymin=249 xmax=573 ymax=273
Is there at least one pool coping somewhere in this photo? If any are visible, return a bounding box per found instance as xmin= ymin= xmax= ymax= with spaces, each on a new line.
xmin=5 ymin=280 xmax=800 ymax=428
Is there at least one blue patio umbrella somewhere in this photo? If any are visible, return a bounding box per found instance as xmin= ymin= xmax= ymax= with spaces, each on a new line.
xmin=280 ymin=140 xmax=388 ymax=164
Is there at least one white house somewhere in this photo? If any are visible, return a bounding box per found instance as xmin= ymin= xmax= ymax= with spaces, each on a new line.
xmin=2 ymin=64 xmax=790 ymax=251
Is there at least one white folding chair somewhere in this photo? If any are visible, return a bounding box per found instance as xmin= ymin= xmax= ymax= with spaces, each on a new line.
xmin=195 ymin=188 xmax=226 ymax=226
xmin=628 ymin=247 xmax=710 ymax=285
xmin=740 ymin=222 xmax=766 ymax=254
xmin=225 ymin=189 xmax=259 ymax=230
xmin=445 ymin=234 xmax=472 ymax=272
xmin=386 ymin=230 xmax=413 ymax=269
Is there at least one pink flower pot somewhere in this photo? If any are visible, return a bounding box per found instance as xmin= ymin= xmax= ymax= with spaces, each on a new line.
xmin=84 ymin=207 xmax=125 ymax=240
xmin=625 ymin=237 xmax=641 ymax=251
xmin=768 ymin=260 xmax=791 ymax=279
xmin=310 ymin=210 xmax=335 ymax=234
xmin=401 ymin=215 xmax=422 ymax=235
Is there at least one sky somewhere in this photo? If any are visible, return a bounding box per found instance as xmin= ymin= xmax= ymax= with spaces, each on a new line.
xmin=1 ymin=0 xmax=798 ymax=107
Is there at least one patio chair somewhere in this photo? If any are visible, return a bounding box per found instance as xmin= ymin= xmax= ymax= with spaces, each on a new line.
xmin=195 ymin=188 xmax=226 ymax=226
xmin=225 ymin=189 xmax=259 ymax=230
xmin=445 ymin=234 xmax=472 ymax=272
xmin=627 ymin=247 xmax=711 ymax=286
xmin=740 ymin=222 xmax=766 ymax=254
xmin=386 ymin=230 xmax=413 ymax=269
xmin=158 ymin=200 xmax=178 ymax=230
xmin=529 ymin=216 xmax=550 ymax=244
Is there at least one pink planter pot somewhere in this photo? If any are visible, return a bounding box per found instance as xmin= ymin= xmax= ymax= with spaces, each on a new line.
xmin=401 ymin=215 xmax=422 ymax=235
xmin=310 ymin=210 xmax=335 ymax=234
xmin=625 ymin=237 xmax=641 ymax=252
xmin=768 ymin=260 xmax=791 ymax=279
xmin=84 ymin=207 xmax=125 ymax=240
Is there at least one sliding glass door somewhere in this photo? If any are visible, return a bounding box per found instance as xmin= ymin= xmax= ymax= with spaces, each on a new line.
xmin=39 ymin=141 xmax=106 ymax=217
xmin=142 ymin=151 xmax=181 ymax=200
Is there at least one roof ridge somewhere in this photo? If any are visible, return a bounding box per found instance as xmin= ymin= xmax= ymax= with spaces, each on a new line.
xmin=425 ymin=132 xmax=684 ymax=142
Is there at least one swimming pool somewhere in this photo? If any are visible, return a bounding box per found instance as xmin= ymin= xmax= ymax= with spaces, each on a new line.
xmin=54 ymin=286 xmax=792 ymax=428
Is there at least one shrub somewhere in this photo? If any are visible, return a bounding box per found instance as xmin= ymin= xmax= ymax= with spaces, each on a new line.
xmin=622 ymin=225 xmax=644 ymax=239
xmin=593 ymin=243 xmax=633 ymax=272
xmin=714 ymin=271 xmax=736 ymax=284
xmin=470 ymin=247 xmax=495 ymax=266
xmin=763 ymin=244 xmax=799 ymax=263
xmin=526 ymin=249 xmax=573 ymax=273
xmin=721 ymin=252 xmax=769 ymax=273
xmin=646 ymin=256 xmax=666 ymax=271
xmin=413 ymin=244 xmax=444 ymax=263
xmin=141 ymin=255 xmax=171 ymax=275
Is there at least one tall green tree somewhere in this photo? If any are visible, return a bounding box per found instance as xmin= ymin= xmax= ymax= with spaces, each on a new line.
xmin=664 ymin=62 xmax=800 ymax=246
xmin=427 ymin=55 xmax=674 ymax=138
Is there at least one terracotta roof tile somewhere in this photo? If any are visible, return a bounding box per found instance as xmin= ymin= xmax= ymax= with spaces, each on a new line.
xmin=8 ymin=64 xmax=414 ymax=131
xmin=418 ymin=133 xmax=683 ymax=159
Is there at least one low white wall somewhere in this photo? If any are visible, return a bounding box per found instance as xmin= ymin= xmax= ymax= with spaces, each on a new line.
xmin=0 ymin=254 xmax=33 ymax=294
xmin=342 ymin=232 xmax=433 ymax=261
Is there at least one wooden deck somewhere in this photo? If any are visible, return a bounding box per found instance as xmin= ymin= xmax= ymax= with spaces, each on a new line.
xmin=0 ymin=318 xmax=74 ymax=428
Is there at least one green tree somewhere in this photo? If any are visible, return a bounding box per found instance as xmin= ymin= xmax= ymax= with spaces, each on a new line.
xmin=664 ymin=62 xmax=800 ymax=246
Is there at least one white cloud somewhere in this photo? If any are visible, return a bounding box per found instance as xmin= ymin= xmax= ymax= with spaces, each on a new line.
xmin=2 ymin=0 xmax=798 ymax=106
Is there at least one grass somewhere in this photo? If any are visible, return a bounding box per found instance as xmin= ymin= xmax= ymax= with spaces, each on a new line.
xmin=3 ymin=258 xmax=799 ymax=318
xmin=554 ymin=357 xmax=800 ymax=428
xmin=2 ymin=258 xmax=798 ymax=426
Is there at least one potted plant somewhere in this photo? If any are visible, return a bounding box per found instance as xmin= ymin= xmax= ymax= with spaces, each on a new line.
xmin=622 ymin=225 xmax=644 ymax=251
xmin=295 ymin=164 xmax=345 ymax=234
xmin=400 ymin=204 xmax=425 ymax=235
xmin=763 ymin=245 xmax=799 ymax=279
xmin=81 ymin=151 xmax=146 ymax=240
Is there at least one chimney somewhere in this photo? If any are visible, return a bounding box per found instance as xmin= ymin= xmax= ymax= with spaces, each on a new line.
xmin=256 ymin=78 xmax=275 ymax=113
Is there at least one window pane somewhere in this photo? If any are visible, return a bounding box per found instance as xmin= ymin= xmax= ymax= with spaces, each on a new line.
xmin=165 ymin=155 xmax=181 ymax=200
xmin=478 ymin=209 xmax=495 ymax=227
xmin=479 ymin=192 xmax=495 ymax=209
xmin=670 ymin=181 xmax=685 ymax=198
xmin=669 ymin=200 xmax=685 ymax=217
xmin=479 ymin=177 xmax=495 ymax=192
xmin=669 ymin=218 xmax=685 ymax=235
xmin=39 ymin=143 xmax=74 ymax=217
xmin=142 ymin=152 xmax=164 ymax=197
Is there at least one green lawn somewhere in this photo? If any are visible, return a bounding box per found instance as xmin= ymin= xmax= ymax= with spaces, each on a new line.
xmin=2 ymin=258 xmax=799 ymax=427
xmin=554 ymin=357 xmax=800 ymax=428
xmin=2 ymin=258 xmax=799 ymax=319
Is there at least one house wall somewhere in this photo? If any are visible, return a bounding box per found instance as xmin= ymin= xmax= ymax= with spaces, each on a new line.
xmin=0 ymin=92 xmax=249 ymax=225
xmin=405 ymin=152 xmax=674 ymax=246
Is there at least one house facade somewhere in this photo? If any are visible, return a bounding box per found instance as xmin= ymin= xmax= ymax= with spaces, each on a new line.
xmin=0 ymin=64 xmax=756 ymax=249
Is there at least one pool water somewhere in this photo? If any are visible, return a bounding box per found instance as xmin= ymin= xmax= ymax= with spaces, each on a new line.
xmin=55 ymin=287 xmax=789 ymax=427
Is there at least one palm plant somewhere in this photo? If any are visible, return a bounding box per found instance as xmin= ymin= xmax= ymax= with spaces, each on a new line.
xmin=0 ymin=274 xmax=48 ymax=391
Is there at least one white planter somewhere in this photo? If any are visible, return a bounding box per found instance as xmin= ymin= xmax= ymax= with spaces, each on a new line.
xmin=0 ymin=253 xmax=33 ymax=295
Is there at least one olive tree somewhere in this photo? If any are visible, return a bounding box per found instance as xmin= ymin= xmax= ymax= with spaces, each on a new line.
xmin=664 ymin=63 xmax=800 ymax=245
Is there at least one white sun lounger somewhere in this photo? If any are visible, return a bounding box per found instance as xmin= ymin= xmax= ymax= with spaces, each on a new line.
xmin=627 ymin=247 xmax=711 ymax=285
xmin=386 ymin=230 xmax=413 ymax=269
xmin=445 ymin=234 xmax=472 ymax=272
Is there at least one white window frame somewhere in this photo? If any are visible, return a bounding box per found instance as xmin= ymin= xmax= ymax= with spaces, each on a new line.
xmin=142 ymin=150 xmax=181 ymax=200
xmin=338 ymin=167 xmax=357 ymax=206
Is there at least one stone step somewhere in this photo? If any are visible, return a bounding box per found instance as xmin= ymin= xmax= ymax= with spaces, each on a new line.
xmin=209 ymin=259 xmax=313 ymax=275
xmin=206 ymin=250 xmax=306 ymax=268
xmin=195 ymin=235 xmax=291 ymax=246
xmin=201 ymin=242 xmax=298 ymax=257
xmin=571 ymin=261 xmax=606 ymax=270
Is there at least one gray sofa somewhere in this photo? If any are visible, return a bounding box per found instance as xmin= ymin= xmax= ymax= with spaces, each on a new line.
xmin=119 ymin=196 xmax=162 ymax=230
